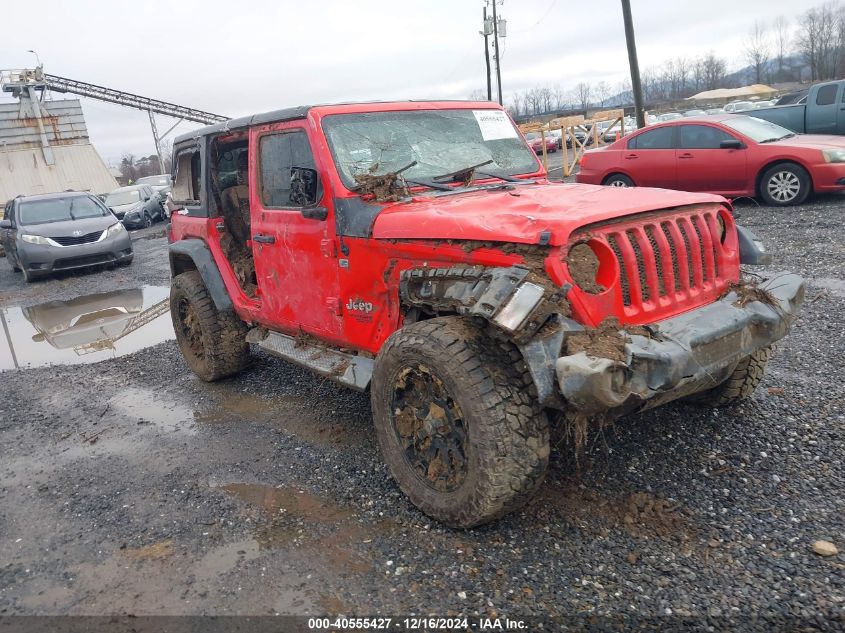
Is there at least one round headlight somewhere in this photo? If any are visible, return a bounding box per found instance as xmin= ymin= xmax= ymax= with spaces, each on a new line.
xmin=566 ymin=240 xmax=610 ymax=294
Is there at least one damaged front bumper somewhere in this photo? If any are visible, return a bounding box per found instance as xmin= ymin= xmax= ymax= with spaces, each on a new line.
xmin=553 ymin=274 xmax=805 ymax=417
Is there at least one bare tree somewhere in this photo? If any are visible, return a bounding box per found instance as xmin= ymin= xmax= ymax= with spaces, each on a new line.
xmin=539 ymin=86 xmax=553 ymax=113
xmin=468 ymin=89 xmax=489 ymax=102
xmin=594 ymin=81 xmax=612 ymax=107
xmin=798 ymin=3 xmax=842 ymax=81
xmin=525 ymin=88 xmax=542 ymax=115
xmin=552 ymin=83 xmax=566 ymax=111
xmin=692 ymin=57 xmax=705 ymax=92
xmin=702 ymin=52 xmax=727 ymax=90
xmin=773 ymin=15 xmax=790 ymax=80
xmin=574 ymin=82 xmax=592 ymax=111
xmin=744 ymin=20 xmax=771 ymax=84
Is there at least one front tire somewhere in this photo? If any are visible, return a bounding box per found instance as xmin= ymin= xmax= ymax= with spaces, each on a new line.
xmin=170 ymin=270 xmax=249 ymax=381
xmin=603 ymin=173 xmax=635 ymax=187
xmin=142 ymin=212 xmax=153 ymax=228
xmin=759 ymin=163 xmax=810 ymax=206
xmin=371 ymin=317 xmax=550 ymax=528
xmin=692 ymin=347 xmax=770 ymax=407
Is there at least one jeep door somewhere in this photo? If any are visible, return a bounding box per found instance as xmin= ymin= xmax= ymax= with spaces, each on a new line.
xmin=249 ymin=123 xmax=342 ymax=338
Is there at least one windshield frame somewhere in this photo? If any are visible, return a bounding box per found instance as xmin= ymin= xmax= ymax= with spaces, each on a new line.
xmin=18 ymin=195 xmax=109 ymax=226
xmin=320 ymin=107 xmax=542 ymax=193
xmin=721 ymin=115 xmax=795 ymax=143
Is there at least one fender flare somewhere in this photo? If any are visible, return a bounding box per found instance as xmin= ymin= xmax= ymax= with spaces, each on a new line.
xmin=169 ymin=239 xmax=234 ymax=312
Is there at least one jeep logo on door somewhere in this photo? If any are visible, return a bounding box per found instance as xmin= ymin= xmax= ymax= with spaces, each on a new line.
xmin=346 ymin=297 xmax=376 ymax=323
xmin=346 ymin=298 xmax=373 ymax=313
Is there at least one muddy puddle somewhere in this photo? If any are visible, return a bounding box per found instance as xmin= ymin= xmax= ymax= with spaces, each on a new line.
xmin=0 ymin=286 xmax=172 ymax=371
xmin=217 ymin=482 xmax=393 ymax=570
xmin=109 ymin=386 xmax=197 ymax=434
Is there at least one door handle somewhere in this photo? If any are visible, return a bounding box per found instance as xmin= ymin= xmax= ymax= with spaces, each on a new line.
xmin=624 ymin=154 xmax=638 ymax=160
xmin=252 ymin=234 xmax=275 ymax=244
xmin=679 ymin=153 xmax=694 ymax=159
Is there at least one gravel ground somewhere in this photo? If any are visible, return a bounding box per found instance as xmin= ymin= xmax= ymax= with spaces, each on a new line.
xmin=0 ymin=197 xmax=842 ymax=628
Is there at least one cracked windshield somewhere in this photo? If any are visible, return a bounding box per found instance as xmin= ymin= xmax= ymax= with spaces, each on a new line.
xmin=322 ymin=109 xmax=538 ymax=187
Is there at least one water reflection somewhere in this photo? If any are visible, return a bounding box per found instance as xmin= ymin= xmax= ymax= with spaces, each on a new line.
xmin=0 ymin=286 xmax=173 ymax=370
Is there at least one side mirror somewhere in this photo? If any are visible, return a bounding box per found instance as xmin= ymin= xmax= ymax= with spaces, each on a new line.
xmin=0 ymin=219 xmax=11 ymax=229
xmin=144 ymin=196 xmax=151 ymax=202
xmin=720 ymin=139 xmax=743 ymax=149
xmin=290 ymin=166 xmax=321 ymax=210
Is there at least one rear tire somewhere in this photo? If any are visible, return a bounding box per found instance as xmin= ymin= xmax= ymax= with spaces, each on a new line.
xmin=759 ymin=163 xmax=810 ymax=206
xmin=371 ymin=317 xmax=549 ymax=528
xmin=170 ymin=270 xmax=249 ymax=381
xmin=692 ymin=347 xmax=770 ymax=407
xmin=603 ymin=173 xmax=635 ymax=187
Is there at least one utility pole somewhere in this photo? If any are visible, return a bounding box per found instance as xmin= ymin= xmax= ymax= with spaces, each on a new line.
xmin=621 ymin=0 xmax=646 ymax=128
xmin=491 ymin=0 xmax=503 ymax=105
xmin=482 ymin=6 xmax=492 ymax=101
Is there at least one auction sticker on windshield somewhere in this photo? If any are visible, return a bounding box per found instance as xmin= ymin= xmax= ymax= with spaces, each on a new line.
xmin=473 ymin=110 xmax=518 ymax=140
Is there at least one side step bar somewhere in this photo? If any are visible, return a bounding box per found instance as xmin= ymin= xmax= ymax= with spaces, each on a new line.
xmin=246 ymin=328 xmax=374 ymax=391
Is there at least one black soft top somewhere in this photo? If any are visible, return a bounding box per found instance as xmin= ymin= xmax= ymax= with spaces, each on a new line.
xmin=173 ymin=106 xmax=310 ymax=145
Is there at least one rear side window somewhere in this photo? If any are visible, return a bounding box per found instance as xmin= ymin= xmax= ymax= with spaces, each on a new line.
xmin=679 ymin=125 xmax=734 ymax=149
xmin=173 ymin=150 xmax=201 ymax=204
xmin=259 ymin=130 xmax=318 ymax=208
xmin=816 ymin=84 xmax=837 ymax=106
xmin=629 ymin=127 xmax=675 ymax=150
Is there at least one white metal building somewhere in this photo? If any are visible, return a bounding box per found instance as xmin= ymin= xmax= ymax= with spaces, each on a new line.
xmin=0 ymin=89 xmax=117 ymax=202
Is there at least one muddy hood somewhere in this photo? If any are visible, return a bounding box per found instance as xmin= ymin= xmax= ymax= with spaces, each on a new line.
xmin=371 ymin=182 xmax=727 ymax=246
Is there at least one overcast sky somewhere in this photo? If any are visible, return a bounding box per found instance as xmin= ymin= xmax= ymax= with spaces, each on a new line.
xmin=1 ymin=0 xmax=811 ymax=164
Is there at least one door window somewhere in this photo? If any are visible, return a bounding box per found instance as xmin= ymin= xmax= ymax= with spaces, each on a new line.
xmin=679 ymin=125 xmax=735 ymax=149
xmin=816 ymin=84 xmax=837 ymax=106
xmin=172 ymin=149 xmax=201 ymax=204
xmin=259 ymin=131 xmax=320 ymax=208
xmin=628 ymin=127 xmax=675 ymax=150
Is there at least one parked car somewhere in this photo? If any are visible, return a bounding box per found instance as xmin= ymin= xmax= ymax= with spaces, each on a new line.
xmin=683 ymin=109 xmax=706 ymax=117
xmin=136 ymin=174 xmax=172 ymax=197
xmin=166 ymin=100 xmax=803 ymax=528
xmin=577 ymin=114 xmax=845 ymax=205
xmin=657 ymin=112 xmax=683 ymax=122
xmin=724 ymin=101 xmax=755 ymax=113
xmin=1 ymin=191 xmax=133 ymax=282
xmin=752 ymin=80 xmax=845 ymax=135
xmin=547 ymin=129 xmax=563 ymax=149
xmin=706 ymin=108 xmax=725 ymax=115
xmin=524 ymin=131 xmax=557 ymax=153
xmin=104 ymin=185 xmax=166 ymax=229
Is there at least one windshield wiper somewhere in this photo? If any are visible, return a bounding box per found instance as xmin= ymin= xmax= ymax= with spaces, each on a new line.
xmin=760 ymin=133 xmax=795 ymax=143
xmin=68 ymin=198 xmax=77 ymax=220
xmin=404 ymin=178 xmax=454 ymax=192
xmin=431 ymin=160 xmax=494 ymax=184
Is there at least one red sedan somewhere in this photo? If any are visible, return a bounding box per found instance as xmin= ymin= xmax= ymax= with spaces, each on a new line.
xmin=577 ymin=114 xmax=845 ymax=205
xmin=524 ymin=131 xmax=557 ymax=154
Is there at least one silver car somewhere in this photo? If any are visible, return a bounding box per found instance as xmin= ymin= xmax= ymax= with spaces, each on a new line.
xmin=1 ymin=191 xmax=133 ymax=282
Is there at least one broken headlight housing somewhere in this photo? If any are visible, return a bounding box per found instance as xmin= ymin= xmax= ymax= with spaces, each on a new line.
xmin=494 ymin=282 xmax=545 ymax=332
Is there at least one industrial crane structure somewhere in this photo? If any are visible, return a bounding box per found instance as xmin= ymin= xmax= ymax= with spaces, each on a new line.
xmin=1 ymin=66 xmax=227 ymax=173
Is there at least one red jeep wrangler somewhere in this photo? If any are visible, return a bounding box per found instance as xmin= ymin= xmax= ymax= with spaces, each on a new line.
xmin=167 ymin=101 xmax=804 ymax=528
